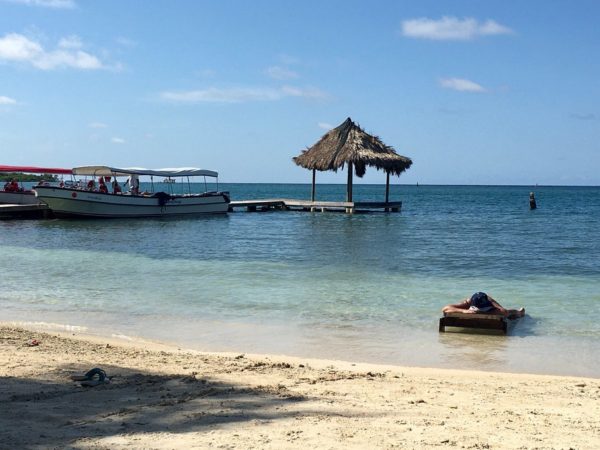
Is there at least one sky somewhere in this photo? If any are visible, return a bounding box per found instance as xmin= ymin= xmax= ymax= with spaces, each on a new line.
xmin=0 ymin=0 xmax=599 ymax=185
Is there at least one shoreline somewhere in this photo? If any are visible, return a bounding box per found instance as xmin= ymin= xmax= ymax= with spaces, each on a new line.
xmin=6 ymin=317 xmax=600 ymax=379
xmin=2 ymin=324 xmax=599 ymax=449
xmin=9 ymin=320 xmax=597 ymax=380
xmin=8 ymin=314 xmax=600 ymax=380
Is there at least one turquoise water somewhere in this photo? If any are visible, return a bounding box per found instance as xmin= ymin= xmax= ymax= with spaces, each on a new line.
xmin=1 ymin=184 xmax=599 ymax=377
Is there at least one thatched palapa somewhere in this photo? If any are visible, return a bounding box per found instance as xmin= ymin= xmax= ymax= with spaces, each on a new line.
xmin=293 ymin=117 xmax=412 ymax=203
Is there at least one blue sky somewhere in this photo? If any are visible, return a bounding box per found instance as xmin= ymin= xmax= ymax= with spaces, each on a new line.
xmin=0 ymin=0 xmax=598 ymax=185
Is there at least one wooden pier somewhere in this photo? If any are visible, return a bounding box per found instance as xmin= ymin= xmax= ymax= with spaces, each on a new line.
xmin=1 ymin=199 xmax=402 ymax=219
xmin=0 ymin=203 xmax=51 ymax=219
xmin=229 ymin=198 xmax=401 ymax=213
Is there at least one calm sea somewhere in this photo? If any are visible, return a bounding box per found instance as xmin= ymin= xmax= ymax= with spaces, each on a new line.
xmin=1 ymin=184 xmax=599 ymax=377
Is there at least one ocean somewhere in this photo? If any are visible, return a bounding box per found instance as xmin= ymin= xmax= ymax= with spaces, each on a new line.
xmin=1 ymin=183 xmax=599 ymax=377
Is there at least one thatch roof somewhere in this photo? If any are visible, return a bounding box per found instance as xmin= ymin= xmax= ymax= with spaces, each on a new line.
xmin=293 ymin=118 xmax=412 ymax=177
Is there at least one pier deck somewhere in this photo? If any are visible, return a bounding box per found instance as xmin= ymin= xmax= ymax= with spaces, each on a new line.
xmin=1 ymin=199 xmax=402 ymax=219
xmin=229 ymin=199 xmax=401 ymax=213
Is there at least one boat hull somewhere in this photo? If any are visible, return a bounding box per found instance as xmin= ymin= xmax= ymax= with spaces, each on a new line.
xmin=34 ymin=187 xmax=229 ymax=218
xmin=0 ymin=191 xmax=39 ymax=205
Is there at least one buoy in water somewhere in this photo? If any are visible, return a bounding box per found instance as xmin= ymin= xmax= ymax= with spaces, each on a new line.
xmin=529 ymin=192 xmax=537 ymax=210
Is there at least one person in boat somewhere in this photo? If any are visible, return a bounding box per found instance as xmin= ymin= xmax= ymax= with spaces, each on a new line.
xmin=442 ymin=292 xmax=525 ymax=319
xmin=112 ymin=179 xmax=122 ymax=194
xmin=126 ymin=174 xmax=140 ymax=195
xmin=86 ymin=179 xmax=95 ymax=191
xmin=97 ymin=177 xmax=108 ymax=194
xmin=6 ymin=179 xmax=21 ymax=192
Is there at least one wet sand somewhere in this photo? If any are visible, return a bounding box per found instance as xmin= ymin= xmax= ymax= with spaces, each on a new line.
xmin=1 ymin=325 xmax=599 ymax=449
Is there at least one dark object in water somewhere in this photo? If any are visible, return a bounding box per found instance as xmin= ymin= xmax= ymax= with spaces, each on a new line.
xmin=529 ymin=192 xmax=537 ymax=210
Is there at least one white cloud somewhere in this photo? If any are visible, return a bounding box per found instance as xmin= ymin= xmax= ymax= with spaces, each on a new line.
xmin=160 ymin=85 xmax=329 ymax=103
xmin=0 ymin=95 xmax=17 ymax=105
xmin=402 ymin=17 xmax=513 ymax=41
xmin=280 ymin=85 xmax=328 ymax=99
xmin=439 ymin=78 xmax=486 ymax=92
xmin=0 ymin=33 xmax=42 ymax=61
xmin=318 ymin=122 xmax=333 ymax=130
xmin=58 ymin=35 xmax=82 ymax=49
xmin=34 ymin=49 xmax=102 ymax=70
xmin=111 ymin=137 xmax=125 ymax=144
xmin=1 ymin=0 xmax=76 ymax=8
xmin=161 ymin=87 xmax=281 ymax=103
xmin=0 ymin=33 xmax=105 ymax=70
xmin=265 ymin=66 xmax=299 ymax=80
xmin=88 ymin=122 xmax=107 ymax=128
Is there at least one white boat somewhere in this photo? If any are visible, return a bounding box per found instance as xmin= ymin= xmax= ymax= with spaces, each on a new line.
xmin=0 ymin=165 xmax=72 ymax=204
xmin=0 ymin=190 xmax=38 ymax=205
xmin=34 ymin=166 xmax=230 ymax=218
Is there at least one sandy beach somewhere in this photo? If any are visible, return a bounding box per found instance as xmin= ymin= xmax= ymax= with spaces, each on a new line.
xmin=1 ymin=325 xmax=599 ymax=449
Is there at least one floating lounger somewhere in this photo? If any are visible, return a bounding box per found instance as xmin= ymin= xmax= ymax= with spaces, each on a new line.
xmin=439 ymin=312 xmax=508 ymax=334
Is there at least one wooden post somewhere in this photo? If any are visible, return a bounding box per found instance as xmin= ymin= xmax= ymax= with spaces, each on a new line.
xmin=311 ymin=168 xmax=316 ymax=202
xmin=346 ymin=162 xmax=353 ymax=203
xmin=385 ymin=171 xmax=390 ymax=212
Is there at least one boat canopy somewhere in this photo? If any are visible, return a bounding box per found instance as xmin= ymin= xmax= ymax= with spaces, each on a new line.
xmin=72 ymin=166 xmax=219 ymax=178
xmin=0 ymin=165 xmax=72 ymax=175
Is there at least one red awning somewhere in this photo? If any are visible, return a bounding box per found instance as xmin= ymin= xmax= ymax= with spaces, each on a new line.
xmin=0 ymin=165 xmax=72 ymax=175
